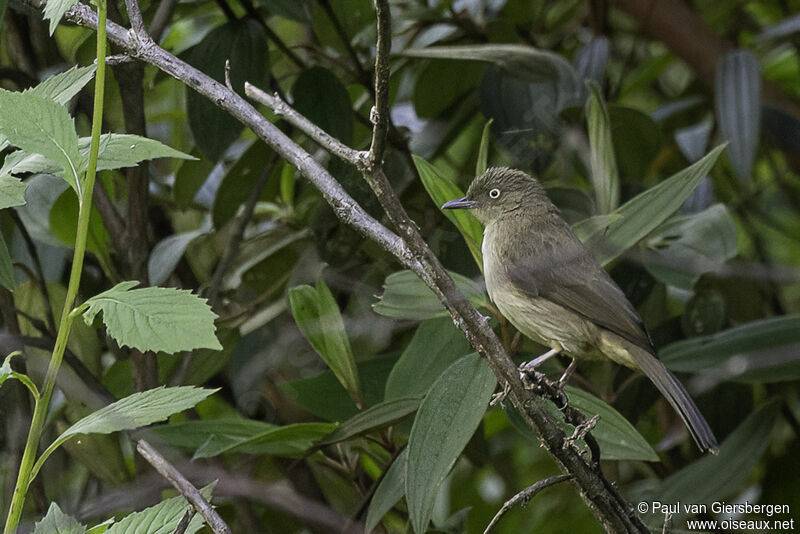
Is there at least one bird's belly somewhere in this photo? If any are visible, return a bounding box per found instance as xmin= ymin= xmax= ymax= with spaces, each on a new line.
xmin=490 ymin=284 xmax=603 ymax=359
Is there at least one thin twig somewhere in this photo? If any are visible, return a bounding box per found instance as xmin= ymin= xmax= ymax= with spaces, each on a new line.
xmin=148 ymin=0 xmax=178 ymax=42
xmin=367 ymin=0 xmax=391 ymax=170
xmin=483 ymin=475 xmax=572 ymax=534
xmin=123 ymin=0 xmax=146 ymax=35
xmin=172 ymin=507 xmax=195 ymax=534
xmin=136 ymin=440 xmax=231 ymax=534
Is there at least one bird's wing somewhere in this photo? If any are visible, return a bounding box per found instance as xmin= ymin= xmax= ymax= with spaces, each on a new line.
xmin=506 ymin=234 xmax=653 ymax=352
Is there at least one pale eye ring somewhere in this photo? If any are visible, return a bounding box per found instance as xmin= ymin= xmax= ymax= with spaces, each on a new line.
xmin=489 ymin=188 xmax=501 ymax=199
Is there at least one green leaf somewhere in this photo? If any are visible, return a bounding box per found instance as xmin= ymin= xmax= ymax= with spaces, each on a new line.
xmin=42 ymin=0 xmax=79 ymax=35
xmin=0 ymin=174 xmax=27 ymax=209
xmin=148 ymin=418 xmax=275 ymax=451
xmin=414 ymin=155 xmax=484 ymax=267
xmin=609 ymin=105 xmax=662 ymax=180
xmin=0 ymin=233 xmax=15 ymax=290
xmin=50 ymin=187 xmax=110 ymax=255
xmin=412 ymin=60 xmax=484 ymax=118
xmin=366 ymin=448 xmax=408 ymax=534
xmin=373 ymin=270 xmax=488 ymax=320
xmin=33 ymin=503 xmax=86 ymax=534
xmin=34 ymin=387 xmax=216 ymax=480
xmin=565 ymin=386 xmax=658 ymax=461
xmin=578 ymin=144 xmax=727 ymax=266
xmin=406 ymin=353 xmax=496 ymax=534
xmin=192 ymin=422 xmax=336 ymax=459
xmin=86 ymin=133 xmax=195 ymax=172
xmin=586 ymin=82 xmax=619 ymax=214
xmin=105 ymin=483 xmax=214 ymax=534
xmin=0 ymin=352 xmax=39 ymax=399
xmin=401 ymin=44 xmax=580 ymax=95
xmin=475 ymin=119 xmax=493 ymax=176
xmin=186 ymin=18 xmax=269 ymax=161
xmin=643 ymin=204 xmax=738 ymax=289
xmin=292 ymin=66 xmax=354 ymax=143
xmin=316 ymin=397 xmax=421 ymax=447
xmin=715 ymin=50 xmax=760 ymax=181
xmin=148 ymin=227 xmax=209 ymax=286
xmin=0 ymin=89 xmax=82 ymax=193
xmin=385 ymin=317 xmax=472 ymax=400
xmin=289 ymin=281 xmax=361 ymax=404
xmin=638 ymin=402 xmax=780 ymax=529
xmin=81 ymin=281 xmax=222 ymax=353
xmin=661 ymin=314 xmax=800 ymax=382
xmin=26 ymin=65 xmax=96 ymax=105
xmin=212 ymin=141 xmax=274 ymax=228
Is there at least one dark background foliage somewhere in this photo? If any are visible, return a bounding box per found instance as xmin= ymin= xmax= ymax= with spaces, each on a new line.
xmin=2 ymin=0 xmax=800 ymax=532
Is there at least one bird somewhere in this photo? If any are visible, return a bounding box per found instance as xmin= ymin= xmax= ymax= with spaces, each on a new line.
xmin=442 ymin=167 xmax=718 ymax=453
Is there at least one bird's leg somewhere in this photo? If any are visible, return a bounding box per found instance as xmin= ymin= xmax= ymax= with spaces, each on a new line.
xmin=490 ymin=381 xmax=511 ymax=407
xmin=557 ymin=358 xmax=577 ymax=387
xmin=519 ymin=348 xmax=560 ymax=372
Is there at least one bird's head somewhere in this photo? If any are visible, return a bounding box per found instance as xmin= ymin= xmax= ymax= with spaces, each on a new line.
xmin=441 ymin=167 xmax=549 ymax=224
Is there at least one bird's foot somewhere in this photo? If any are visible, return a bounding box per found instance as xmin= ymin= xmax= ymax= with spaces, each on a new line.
xmin=489 ymin=381 xmax=511 ymax=407
xmin=563 ymin=414 xmax=599 ymax=450
xmin=520 ymin=369 xmax=568 ymax=409
xmin=557 ymin=358 xmax=577 ymax=387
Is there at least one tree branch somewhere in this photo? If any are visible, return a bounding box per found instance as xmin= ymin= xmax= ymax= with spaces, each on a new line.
xmin=64 ymin=3 xmax=646 ymax=531
xmin=484 ymin=474 xmax=572 ymax=534
xmin=136 ymin=440 xmax=231 ymax=534
xmin=367 ymin=0 xmax=391 ymax=170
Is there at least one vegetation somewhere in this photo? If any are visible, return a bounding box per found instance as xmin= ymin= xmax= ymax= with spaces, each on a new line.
xmin=1 ymin=0 xmax=799 ymax=532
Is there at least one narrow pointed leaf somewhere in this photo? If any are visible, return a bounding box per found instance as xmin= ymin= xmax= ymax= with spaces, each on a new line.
xmin=366 ymin=448 xmax=408 ymax=534
xmin=81 ymin=281 xmax=221 ymax=353
xmin=586 ymin=82 xmax=619 ymax=214
xmin=580 ymin=144 xmax=727 ymax=266
xmin=192 ymin=422 xmax=336 ymax=459
xmin=406 ymin=353 xmax=496 ymax=534
xmin=289 ymin=281 xmax=361 ymax=403
xmin=475 ymin=119 xmax=493 ymax=176
xmin=715 ymin=51 xmax=761 ymax=181
xmin=0 ymin=90 xmax=82 ymax=192
xmin=373 ymin=270 xmax=488 ymax=320
xmin=0 ymin=233 xmax=15 ymax=290
xmin=316 ymin=397 xmax=421 ymax=447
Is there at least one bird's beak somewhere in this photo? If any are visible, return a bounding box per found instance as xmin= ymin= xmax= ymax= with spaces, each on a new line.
xmin=441 ymin=197 xmax=477 ymax=210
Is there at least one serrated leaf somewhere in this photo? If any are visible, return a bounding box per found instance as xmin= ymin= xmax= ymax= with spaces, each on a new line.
xmin=105 ymin=483 xmax=214 ymax=534
xmin=638 ymin=402 xmax=780 ymax=529
xmin=192 ymin=422 xmax=336 ymax=459
xmin=0 ymin=233 xmax=15 ymax=290
xmin=0 ymin=89 xmax=82 ymax=192
xmin=586 ymin=82 xmax=619 ymax=214
xmin=186 ymin=19 xmax=269 ymax=160
xmin=289 ymin=281 xmax=361 ymax=403
xmin=715 ymin=50 xmax=761 ymax=181
xmin=33 ymin=503 xmax=86 ymax=534
xmin=374 ymin=270 xmax=488 ymax=320
xmin=565 ymin=386 xmax=658 ymax=461
xmin=578 ymin=144 xmax=727 ymax=266
xmin=26 ymin=65 xmax=96 ymax=105
xmin=83 ymin=133 xmax=195 ymax=172
xmin=414 ymin=155 xmax=484 ymax=267
xmin=34 ymin=387 xmax=216 ymax=480
xmin=661 ymin=314 xmax=800 ymax=382
xmin=366 ymin=448 xmax=408 ymax=534
xmin=43 ymin=0 xmax=79 ymax=35
xmin=81 ymin=281 xmax=221 ymax=353
xmin=316 ymin=397 xmax=421 ymax=447
xmin=385 ymin=317 xmax=472 ymax=400
xmin=406 ymin=353 xmax=496 ymax=534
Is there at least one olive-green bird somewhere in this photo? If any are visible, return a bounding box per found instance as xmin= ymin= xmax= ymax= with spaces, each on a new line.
xmin=442 ymin=167 xmax=718 ymax=453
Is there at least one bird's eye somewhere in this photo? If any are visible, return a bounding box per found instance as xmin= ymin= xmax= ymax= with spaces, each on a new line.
xmin=489 ymin=188 xmax=500 ymax=199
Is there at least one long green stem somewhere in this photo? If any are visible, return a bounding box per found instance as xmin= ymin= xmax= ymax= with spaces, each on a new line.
xmin=3 ymin=1 xmax=107 ymax=531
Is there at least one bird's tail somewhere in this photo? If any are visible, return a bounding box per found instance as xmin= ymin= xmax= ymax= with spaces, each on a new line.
xmin=631 ymin=347 xmax=719 ymax=454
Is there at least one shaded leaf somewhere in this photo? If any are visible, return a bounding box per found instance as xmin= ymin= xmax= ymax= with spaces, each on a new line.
xmin=575 ymin=36 xmax=609 ymax=83
xmin=406 ymin=353 xmax=496 ymax=534
xmin=105 ymin=483 xmax=214 ymax=534
xmin=366 ymin=448 xmax=408 ymax=534
xmin=81 ymin=281 xmax=222 ymax=353
xmin=412 ymin=60 xmax=484 ymax=118
xmin=292 ymin=66 xmax=354 ymax=143
xmin=186 ymin=19 xmax=269 ymax=160
xmin=414 ymin=155 xmax=484 ymax=266
xmin=609 ymin=105 xmax=662 ymax=180
xmin=476 ymin=119 xmax=493 ymax=176
xmin=586 ymin=82 xmax=619 ymax=214
xmin=0 ymin=174 xmax=27 ymax=209
xmin=715 ymin=50 xmax=761 ymax=181
xmin=385 ymin=317 xmax=472 ymax=400
xmin=26 ymin=65 xmax=96 ymax=105
xmin=289 ymin=281 xmax=361 ymax=403
xmin=316 ymin=397 xmax=421 ymax=447
xmin=579 ymin=144 xmax=727 ymax=266
xmin=212 ymin=141 xmax=273 ymax=228
xmin=373 ymin=270 xmax=488 ymax=320
xmin=148 ymin=226 xmax=209 ymax=286
xmin=0 ymin=233 xmax=15 ymax=290
xmin=33 ymin=503 xmax=85 ymax=534
xmin=0 ymin=89 xmax=82 ymax=192
xmin=50 ymin=187 xmax=110 ymax=255
xmin=193 ymin=422 xmax=336 ymax=459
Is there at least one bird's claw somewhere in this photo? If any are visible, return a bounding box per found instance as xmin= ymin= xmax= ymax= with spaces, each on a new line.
xmin=563 ymin=414 xmax=599 ymax=449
